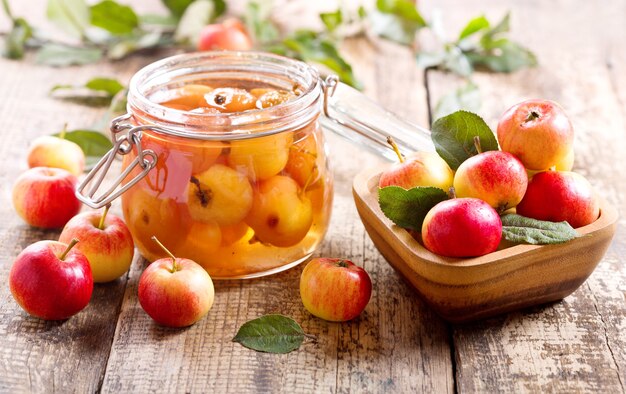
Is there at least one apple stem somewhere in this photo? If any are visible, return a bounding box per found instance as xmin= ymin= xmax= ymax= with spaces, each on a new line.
xmin=151 ymin=236 xmax=178 ymax=272
xmin=525 ymin=110 xmax=541 ymax=122
xmin=59 ymin=123 xmax=68 ymax=140
xmin=448 ymin=187 xmax=457 ymax=199
xmin=473 ymin=136 xmax=483 ymax=154
xmin=336 ymin=260 xmax=350 ymax=268
xmin=98 ymin=203 xmax=111 ymax=230
xmin=60 ymin=238 xmax=79 ymax=261
xmin=386 ymin=136 xmax=405 ymax=163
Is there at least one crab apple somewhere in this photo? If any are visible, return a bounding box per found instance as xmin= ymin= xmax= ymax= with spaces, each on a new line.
xmin=300 ymin=258 xmax=372 ymax=322
xmin=27 ymin=135 xmax=85 ymax=176
xmin=187 ymin=164 xmax=253 ymax=226
xmin=59 ymin=205 xmax=134 ymax=283
xmin=284 ymin=132 xmax=319 ymax=187
xmin=516 ymin=170 xmax=599 ymax=228
xmin=138 ymin=237 xmax=214 ymax=328
xmin=497 ymin=99 xmax=574 ymax=171
xmin=197 ymin=22 xmax=252 ymax=51
xmin=12 ymin=167 xmax=81 ymax=229
xmin=177 ymin=221 xmax=222 ymax=264
xmin=245 ymin=175 xmax=313 ymax=247
xmin=204 ymin=88 xmax=257 ymax=113
xmin=453 ymin=150 xmax=528 ymax=212
xmin=422 ymin=198 xmax=502 ymax=258
xmin=228 ymin=132 xmax=293 ymax=181
xmin=160 ymin=84 xmax=214 ymax=109
xmin=9 ymin=239 xmax=93 ymax=320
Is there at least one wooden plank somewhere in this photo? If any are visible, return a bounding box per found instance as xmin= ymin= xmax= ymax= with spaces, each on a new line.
xmin=423 ymin=0 xmax=626 ymax=391
xmin=99 ymin=28 xmax=454 ymax=394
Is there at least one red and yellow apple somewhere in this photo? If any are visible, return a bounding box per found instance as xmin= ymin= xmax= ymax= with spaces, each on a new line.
xmin=27 ymin=135 xmax=85 ymax=176
xmin=516 ymin=170 xmax=599 ymax=228
xmin=197 ymin=21 xmax=252 ymax=51
xmin=497 ymin=99 xmax=574 ymax=171
xmin=59 ymin=205 xmax=135 ymax=283
xmin=138 ymin=237 xmax=215 ymax=328
xmin=9 ymin=239 xmax=93 ymax=320
xmin=12 ymin=167 xmax=82 ymax=229
xmin=453 ymin=150 xmax=528 ymax=212
xmin=300 ymin=258 xmax=372 ymax=322
xmin=422 ymin=198 xmax=502 ymax=257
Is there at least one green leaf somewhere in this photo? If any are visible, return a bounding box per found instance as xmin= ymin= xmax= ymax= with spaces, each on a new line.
xmin=320 ymin=9 xmax=343 ymax=33
xmin=430 ymin=110 xmax=498 ymax=170
xmin=501 ymin=214 xmax=579 ymax=245
xmin=468 ymin=40 xmax=538 ymax=73
xmin=139 ymin=13 xmax=178 ymax=28
xmin=277 ymin=30 xmax=361 ymax=89
xmin=458 ymin=15 xmax=489 ymax=41
xmin=433 ymin=81 xmax=481 ymax=122
xmin=415 ymin=51 xmax=445 ymax=69
xmin=174 ymin=0 xmax=214 ymax=46
xmin=90 ymin=0 xmax=139 ymax=35
xmin=442 ymin=46 xmax=473 ymax=77
xmin=46 ymin=0 xmax=90 ymax=39
xmin=162 ymin=0 xmax=224 ymax=19
xmin=484 ymin=12 xmax=510 ymax=39
xmin=233 ymin=314 xmax=307 ymax=354
xmin=378 ymin=186 xmax=449 ymax=230
xmin=3 ymin=18 xmax=33 ymax=59
xmin=36 ymin=44 xmax=102 ymax=66
xmin=85 ymin=77 xmax=125 ymax=96
xmin=244 ymin=2 xmax=279 ymax=45
xmin=371 ymin=0 xmax=426 ymax=46
xmin=52 ymin=129 xmax=113 ymax=167
xmin=107 ymin=31 xmax=163 ymax=59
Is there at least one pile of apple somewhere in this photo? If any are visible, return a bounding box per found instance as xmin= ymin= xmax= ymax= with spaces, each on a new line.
xmin=379 ymin=99 xmax=600 ymax=258
xmin=9 ymin=135 xmax=215 ymax=327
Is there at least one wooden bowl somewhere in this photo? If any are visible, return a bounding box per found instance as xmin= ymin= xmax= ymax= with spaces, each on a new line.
xmin=353 ymin=166 xmax=619 ymax=323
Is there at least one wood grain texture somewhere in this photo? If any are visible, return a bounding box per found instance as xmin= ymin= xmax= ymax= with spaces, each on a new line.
xmin=424 ymin=0 xmax=626 ymax=391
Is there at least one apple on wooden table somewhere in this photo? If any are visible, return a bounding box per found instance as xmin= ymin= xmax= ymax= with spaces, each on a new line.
xmin=138 ymin=236 xmax=215 ymax=328
xmin=27 ymin=135 xmax=85 ymax=177
xmin=300 ymin=257 xmax=372 ymax=322
xmin=9 ymin=238 xmax=93 ymax=320
xmin=59 ymin=204 xmax=135 ymax=283
xmin=12 ymin=166 xmax=82 ymax=229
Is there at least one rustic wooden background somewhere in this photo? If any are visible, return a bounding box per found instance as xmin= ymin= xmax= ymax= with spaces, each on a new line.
xmin=1 ymin=0 xmax=625 ymax=392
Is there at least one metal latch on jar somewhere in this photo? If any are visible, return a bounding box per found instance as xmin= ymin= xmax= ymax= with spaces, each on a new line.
xmin=75 ymin=113 xmax=158 ymax=209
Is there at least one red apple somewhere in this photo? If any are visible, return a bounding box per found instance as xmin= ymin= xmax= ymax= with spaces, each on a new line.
xmin=197 ymin=22 xmax=252 ymax=51
xmin=9 ymin=239 xmax=93 ymax=320
xmin=59 ymin=205 xmax=134 ymax=283
xmin=27 ymin=135 xmax=85 ymax=176
xmin=379 ymin=137 xmax=453 ymax=191
xmin=422 ymin=198 xmax=502 ymax=257
xmin=497 ymin=99 xmax=574 ymax=171
xmin=300 ymin=258 xmax=372 ymax=322
xmin=138 ymin=237 xmax=214 ymax=328
xmin=12 ymin=167 xmax=82 ymax=229
xmin=516 ymin=170 xmax=599 ymax=228
xmin=453 ymin=150 xmax=528 ymax=212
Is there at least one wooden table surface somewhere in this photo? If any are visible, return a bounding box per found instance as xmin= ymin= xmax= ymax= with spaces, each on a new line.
xmin=1 ymin=0 xmax=625 ymax=392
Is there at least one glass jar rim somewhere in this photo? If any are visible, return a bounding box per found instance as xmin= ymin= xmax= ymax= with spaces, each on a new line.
xmin=127 ymin=51 xmax=322 ymax=140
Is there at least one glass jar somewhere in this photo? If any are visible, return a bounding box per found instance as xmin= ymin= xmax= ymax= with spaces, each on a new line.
xmin=77 ymin=52 xmax=432 ymax=279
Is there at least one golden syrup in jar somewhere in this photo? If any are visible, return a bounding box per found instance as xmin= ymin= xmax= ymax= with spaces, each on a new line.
xmin=121 ymin=78 xmax=333 ymax=278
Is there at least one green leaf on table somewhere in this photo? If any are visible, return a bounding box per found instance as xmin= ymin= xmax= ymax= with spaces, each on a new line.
xmin=378 ymin=186 xmax=448 ymax=230
xmin=36 ymin=44 xmax=103 ymax=66
xmin=320 ymin=9 xmax=343 ymax=33
xmin=458 ymin=15 xmax=489 ymax=41
xmin=501 ymin=214 xmax=579 ymax=245
xmin=233 ymin=314 xmax=309 ymax=354
xmin=52 ymin=129 xmax=113 ymax=168
xmin=433 ymin=81 xmax=481 ymax=122
xmin=277 ymin=30 xmax=361 ymax=89
xmin=46 ymin=0 xmax=90 ymax=39
xmin=139 ymin=13 xmax=178 ymax=28
xmin=430 ymin=110 xmax=498 ymax=170
xmin=107 ymin=31 xmax=163 ymax=59
xmin=51 ymin=77 xmax=125 ymax=106
xmin=3 ymin=18 xmax=33 ymax=59
xmin=468 ymin=39 xmax=537 ymax=73
xmin=244 ymin=2 xmax=279 ymax=45
xmin=90 ymin=0 xmax=139 ymax=35
xmin=162 ymin=0 xmax=224 ymax=19
xmin=442 ymin=46 xmax=473 ymax=77
xmin=370 ymin=0 xmax=426 ymax=46
xmin=174 ymin=0 xmax=215 ymax=46
xmin=85 ymin=77 xmax=125 ymax=96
